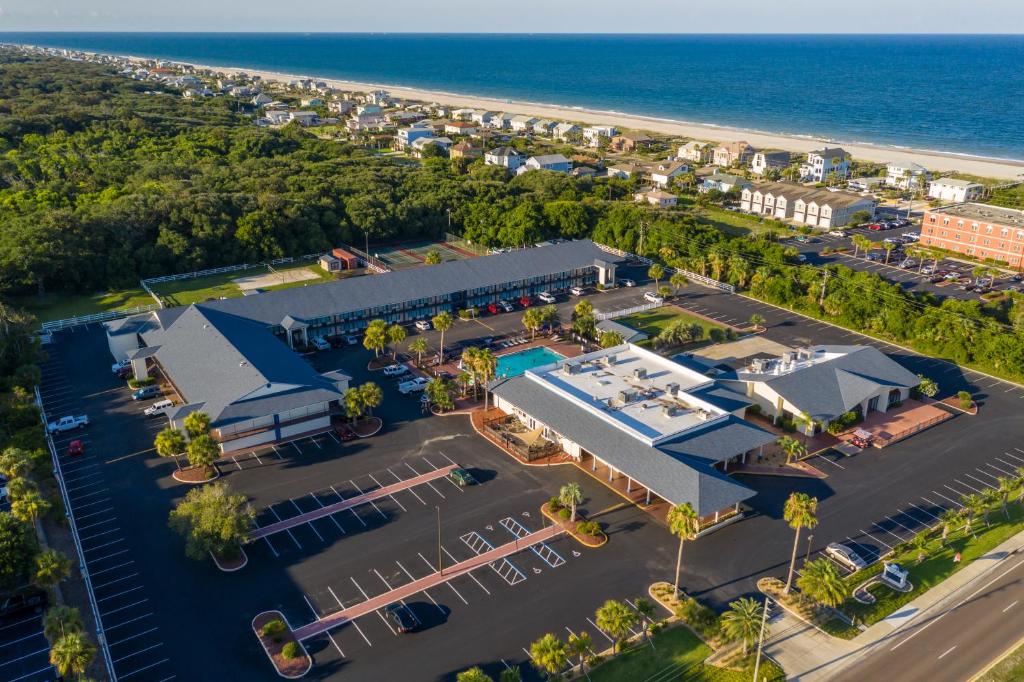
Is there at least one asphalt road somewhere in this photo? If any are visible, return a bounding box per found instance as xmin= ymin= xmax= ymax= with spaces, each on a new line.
xmin=834 ymin=551 xmax=1024 ymax=682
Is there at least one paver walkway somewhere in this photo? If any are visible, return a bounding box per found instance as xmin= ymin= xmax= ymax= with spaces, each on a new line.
xmin=292 ymin=524 xmax=564 ymax=640
xmin=248 ymin=464 xmax=457 ymax=541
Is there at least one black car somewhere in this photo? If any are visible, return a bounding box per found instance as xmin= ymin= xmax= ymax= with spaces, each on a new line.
xmin=384 ymin=603 xmax=417 ymax=633
xmin=0 ymin=588 xmax=48 ymax=621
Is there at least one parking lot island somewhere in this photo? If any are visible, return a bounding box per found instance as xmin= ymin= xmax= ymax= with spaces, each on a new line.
xmin=252 ymin=611 xmax=312 ymax=679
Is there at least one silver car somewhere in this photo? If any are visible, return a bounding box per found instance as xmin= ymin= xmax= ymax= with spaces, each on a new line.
xmin=825 ymin=542 xmax=867 ymax=571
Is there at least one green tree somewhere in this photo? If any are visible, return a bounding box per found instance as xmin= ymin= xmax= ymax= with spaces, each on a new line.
xmin=595 ymin=599 xmax=639 ymax=653
xmin=796 ymin=558 xmax=848 ymax=608
xmin=748 ymin=313 xmax=765 ymax=330
xmin=960 ymin=493 xmax=982 ymax=537
xmin=670 ymin=271 xmax=689 ymax=293
xmin=998 ymin=476 xmax=1016 ymax=519
xmin=648 ymin=263 xmax=665 ymax=290
xmin=499 ymin=668 xmax=522 ymax=682
xmin=529 ymin=632 xmax=568 ymax=679
xmin=0 ymin=513 xmax=36 ymax=590
xmin=183 ymin=411 xmax=211 ymax=439
xmin=363 ymin=319 xmax=387 ymax=358
xmin=634 ymin=597 xmax=657 ymax=648
xmin=599 ymin=330 xmax=624 ymax=348
xmin=981 ymin=488 xmax=1000 ymax=526
xmin=916 ymin=375 xmax=939 ymax=398
xmin=783 ymin=492 xmax=819 ymax=593
xmin=476 ymin=348 xmax=497 ymax=409
xmin=558 ymin=483 xmax=583 ymax=523
xmin=358 ymin=381 xmax=383 ymax=417
xmin=408 ymin=337 xmax=428 ymax=365
xmin=432 ymin=311 xmax=454 ymax=361
xmin=850 ymin=210 xmax=873 ymax=226
xmin=344 ymin=387 xmax=364 ymax=423
xmin=34 ymin=548 xmax=72 ymax=589
xmin=154 ymin=427 xmax=186 ymax=470
xmin=386 ymin=324 xmax=406 ymax=360
xmin=43 ymin=605 xmax=84 ymax=644
xmin=11 ymin=490 xmax=50 ymax=525
xmin=168 ymin=482 xmax=255 ymax=561
xmin=940 ymin=508 xmax=960 ymax=546
xmin=667 ymin=502 xmax=699 ymax=598
xmin=186 ymin=434 xmax=218 ymax=472
xmin=0 ymin=448 xmax=32 ymax=479
xmin=426 ymin=377 xmax=454 ymax=412
xmin=566 ymin=630 xmax=592 ymax=677
xmin=777 ymin=435 xmax=807 ymax=464
xmin=522 ymin=308 xmax=543 ymax=341
xmin=720 ymin=597 xmax=765 ymax=655
xmin=49 ymin=631 xmax=96 ymax=679
xmin=571 ymin=299 xmax=597 ymax=340
xmin=424 ymin=249 xmax=442 ymax=265
xmin=456 ymin=667 xmax=493 ymax=682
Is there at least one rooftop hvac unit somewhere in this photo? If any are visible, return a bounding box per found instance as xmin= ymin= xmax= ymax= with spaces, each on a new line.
xmin=750 ymin=358 xmax=764 ymax=373
xmin=633 ymin=367 xmax=648 ymax=380
xmin=797 ymin=348 xmax=813 ymax=360
xmin=617 ymin=389 xmax=637 ymax=404
xmin=562 ymin=362 xmax=581 ymax=375
xmin=665 ymin=381 xmax=680 ymax=396
xmin=782 ymin=351 xmax=795 ymax=364
xmin=661 ymin=404 xmax=677 ymax=418
xmin=603 ymin=354 xmax=617 ymax=366
xmin=695 ymin=408 xmax=710 ymax=421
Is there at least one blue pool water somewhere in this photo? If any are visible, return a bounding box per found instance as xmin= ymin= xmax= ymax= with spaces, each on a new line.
xmin=496 ymin=347 xmax=565 ymax=378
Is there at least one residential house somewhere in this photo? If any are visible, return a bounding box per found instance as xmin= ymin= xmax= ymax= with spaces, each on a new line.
xmin=410 ymin=136 xmax=453 ymax=157
xmin=800 ymin=147 xmax=851 ymax=183
xmin=385 ymin=110 xmax=426 ymax=125
xmin=287 ymin=111 xmax=320 ymax=126
xmin=712 ymin=141 xmax=755 ymax=167
xmin=634 ymin=189 xmax=678 ymax=208
xmin=444 ymin=121 xmax=479 ymax=136
xmin=648 ymin=161 xmax=689 ymax=188
xmin=606 ymin=163 xmax=644 ymax=180
xmin=517 ymin=154 xmax=573 ymax=174
xmin=356 ymin=104 xmax=382 ymax=116
xmin=470 ymin=111 xmax=495 ymax=126
xmin=610 ymin=133 xmax=656 ymax=153
xmin=678 ymin=141 xmax=712 ymax=163
xmin=701 ymin=172 xmax=753 ymax=194
xmin=451 ymin=108 xmax=475 ymax=120
xmin=847 ymin=177 xmax=886 ymax=192
xmin=928 ymin=178 xmax=985 ymax=203
xmin=553 ymin=122 xmax=582 ymax=140
xmin=532 ymin=120 xmax=557 ymax=136
xmin=510 ymin=115 xmax=540 ymax=132
xmin=365 ymin=90 xmax=391 ymax=106
xmin=583 ymin=125 xmax=617 ymax=147
xmin=395 ymin=124 xmax=435 ymax=150
xmin=251 ymin=93 xmax=273 ymax=106
xmin=886 ymin=162 xmax=930 ymax=190
xmin=489 ymin=112 xmax=516 ymax=130
xmin=484 ymin=146 xmax=525 ymax=170
xmin=449 ymin=141 xmax=482 ymax=159
xmin=300 ymin=97 xmax=324 ymax=107
xmin=750 ymin=151 xmax=791 ymax=176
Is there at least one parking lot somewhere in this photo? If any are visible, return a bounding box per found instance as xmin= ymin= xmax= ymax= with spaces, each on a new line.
xmin=0 ymin=613 xmax=55 ymax=682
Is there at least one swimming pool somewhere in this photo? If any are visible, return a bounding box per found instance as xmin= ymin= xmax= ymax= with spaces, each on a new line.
xmin=495 ymin=346 xmax=565 ymax=378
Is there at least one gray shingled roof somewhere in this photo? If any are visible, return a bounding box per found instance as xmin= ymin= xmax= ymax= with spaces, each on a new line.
xmin=143 ymin=306 xmax=343 ymax=429
xmin=729 ymin=345 xmax=919 ymax=422
xmin=201 ymin=240 xmax=618 ymax=327
xmin=490 ymin=374 xmax=771 ymax=515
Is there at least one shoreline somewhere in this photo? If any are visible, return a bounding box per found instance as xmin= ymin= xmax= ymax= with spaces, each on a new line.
xmin=28 ymin=44 xmax=1024 ymax=179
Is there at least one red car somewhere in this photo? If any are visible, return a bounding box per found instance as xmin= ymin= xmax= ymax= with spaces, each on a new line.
xmin=67 ymin=440 xmax=85 ymax=457
xmin=487 ymin=303 xmax=499 ymax=315
xmin=336 ymin=425 xmax=357 ymax=442
xmin=867 ymin=223 xmax=883 ymax=231
xmin=519 ymin=295 xmax=532 ymax=308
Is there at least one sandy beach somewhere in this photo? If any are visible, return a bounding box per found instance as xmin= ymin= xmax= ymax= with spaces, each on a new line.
xmin=149 ymin=55 xmax=1024 ymax=180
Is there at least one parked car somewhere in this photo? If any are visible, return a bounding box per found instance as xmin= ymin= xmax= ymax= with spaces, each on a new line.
xmin=618 ymin=278 xmax=636 ymax=287
xmin=384 ymin=603 xmax=417 ymax=633
xmin=131 ymin=385 xmax=161 ymax=400
xmin=795 ymin=254 xmax=808 ymax=263
xmin=0 ymin=588 xmax=48 ymax=621
xmin=828 ymin=230 xmax=847 ymax=237
xmin=343 ymin=334 xmax=359 ymax=346
xmin=398 ymin=377 xmax=429 ymax=395
xmin=867 ymin=223 xmax=883 ymax=231
xmin=144 ymin=399 xmax=175 ymax=418
xmin=643 ymin=291 xmax=665 ymax=304
xmin=414 ymin=320 xmax=431 ymax=331
xmin=825 ymin=542 xmax=868 ymax=571
xmin=904 ymin=231 xmax=920 ymax=242
xmin=898 ymin=259 xmax=917 ymax=269
xmin=47 ymin=415 xmax=89 ymax=433
xmin=115 ymin=364 xmax=133 ymax=380
xmin=487 ymin=302 xmax=500 ymax=315
xmin=311 ymin=336 xmax=331 ymax=351
xmin=448 ymin=468 xmax=476 ymax=487
xmin=570 ymin=286 xmax=586 ymax=296
xmin=537 ymin=292 xmax=556 ymax=304
xmin=67 ymin=440 xmax=85 ymax=457
xmin=335 ymin=425 xmax=357 ymax=441
xmin=383 ymin=364 xmax=409 ymax=377
xmin=111 ymin=359 xmax=130 ymax=374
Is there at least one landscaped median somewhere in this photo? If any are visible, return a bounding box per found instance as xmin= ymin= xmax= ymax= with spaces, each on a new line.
xmin=541 ymin=500 xmax=607 ymax=548
xmin=252 ymin=611 xmax=312 ymax=679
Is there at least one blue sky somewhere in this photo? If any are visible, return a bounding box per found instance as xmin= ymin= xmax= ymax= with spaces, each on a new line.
xmin=0 ymin=0 xmax=1021 ymax=33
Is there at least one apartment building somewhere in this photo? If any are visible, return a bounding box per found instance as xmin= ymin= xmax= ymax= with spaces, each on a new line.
xmin=740 ymin=182 xmax=875 ymax=228
xmin=921 ymin=203 xmax=1024 ymax=267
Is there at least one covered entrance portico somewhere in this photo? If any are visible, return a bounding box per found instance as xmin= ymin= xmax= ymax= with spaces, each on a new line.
xmin=280 ymin=315 xmax=310 ymax=349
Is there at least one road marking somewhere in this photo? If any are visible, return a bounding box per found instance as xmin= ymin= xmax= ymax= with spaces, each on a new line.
xmin=350 ymin=576 xmax=397 ymax=635
xmin=368 ymin=473 xmax=407 ymax=511
xmin=1003 ymin=601 xmax=1018 ymax=613
xmin=587 ymin=618 xmax=615 ymax=644
xmin=310 ymin=493 xmax=346 ymax=533
xmin=350 ymin=480 xmax=388 ymax=520
xmin=395 ymin=560 xmax=445 ymax=615
xmin=937 ymin=645 xmax=957 ymax=659
xmin=108 ymin=627 xmax=160 ymax=648
xmin=291 ymin=442 xmax=302 ymax=455
xmin=906 ymin=502 xmax=941 ymax=522
xmin=290 ymin=499 xmax=324 ymax=542
xmin=406 ymin=462 xmax=444 ymax=499
xmin=933 ymin=490 xmax=964 ymax=508
xmin=388 ymin=468 xmax=426 ymax=505
xmin=267 ymin=506 xmax=302 ymax=549
xmin=973 ymin=468 xmax=1001 ymax=482
xmin=112 ymin=641 xmax=164 ymax=663
xmin=955 ymin=477 xmax=987 ymax=494
xmin=230 ymin=456 xmax=242 ymax=470
xmin=303 ymin=594 xmax=320 ymax=619
xmin=417 ymin=551 xmax=471 ymax=603
xmin=330 ymin=485 xmax=367 ymax=528
xmin=271 ymin=445 xmax=283 ymax=460
xmin=252 ymin=451 xmax=263 ymax=464
xmin=861 ymin=529 xmax=893 ymax=550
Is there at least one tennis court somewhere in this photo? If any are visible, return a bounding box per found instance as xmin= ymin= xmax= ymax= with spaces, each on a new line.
xmin=371 ymin=239 xmax=479 ymax=269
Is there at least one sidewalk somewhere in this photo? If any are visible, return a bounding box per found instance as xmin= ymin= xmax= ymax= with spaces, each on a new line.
xmin=765 ymin=527 xmax=1024 ymax=680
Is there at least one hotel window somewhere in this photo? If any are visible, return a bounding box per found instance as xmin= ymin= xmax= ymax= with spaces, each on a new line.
xmin=1002 ymin=228 xmax=1010 ymax=237
xmin=986 ymin=226 xmax=993 ymax=234
xmin=957 ymin=220 xmax=965 ymax=227
xmin=943 ymin=218 xmax=950 ymax=225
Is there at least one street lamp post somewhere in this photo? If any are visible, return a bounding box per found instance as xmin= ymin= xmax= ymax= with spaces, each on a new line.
xmin=805 ymin=534 xmax=814 ymax=566
xmin=436 ymin=506 xmax=443 ymax=575
xmin=752 ymin=596 xmax=771 ymax=682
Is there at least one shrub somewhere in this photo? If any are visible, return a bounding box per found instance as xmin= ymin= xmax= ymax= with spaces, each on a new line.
xmin=281 ymin=641 xmax=300 ymax=660
xmin=548 ymin=496 xmax=562 ymax=511
xmin=826 ymin=410 xmax=862 ymax=434
xmin=127 ymin=377 xmax=154 ymax=389
xmin=746 ymin=404 xmax=762 ymax=416
xmin=261 ymin=619 xmax=286 ymax=641
xmin=558 ymin=507 xmax=571 ymax=521
xmin=958 ymin=390 xmax=973 ymax=409
xmin=675 ymin=596 xmax=720 ymax=640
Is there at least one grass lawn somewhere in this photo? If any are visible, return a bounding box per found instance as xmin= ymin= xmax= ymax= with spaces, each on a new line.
xmin=589 ymin=625 xmax=784 ymax=682
xmin=9 ymin=289 xmax=154 ymax=323
xmin=696 ymin=206 xmax=769 ymax=237
xmin=151 ymin=263 xmax=334 ymax=306
xmin=843 ymin=499 xmax=1024 ymax=628
xmin=979 ymin=637 xmax=1024 ymax=681
xmin=618 ymin=306 xmax=726 ymax=340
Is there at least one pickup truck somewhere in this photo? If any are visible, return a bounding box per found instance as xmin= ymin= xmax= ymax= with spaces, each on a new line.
xmin=398 ymin=377 xmax=429 ymax=395
xmin=47 ymin=415 xmax=89 ymax=433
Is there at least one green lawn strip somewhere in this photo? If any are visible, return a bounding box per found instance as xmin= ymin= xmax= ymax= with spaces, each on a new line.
xmin=618 ymin=307 xmax=726 ymax=338
xmin=150 ymin=261 xmax=327 ymax=306
xmin=588 ymin=624 xmax=783 ymax=682
xmin=9 ymin=288 xmax=154 ymax=323
xmin=843 ymin=501 xmax=1024 ymax=627
xmin=979 ymin=637 xmax=1024 ymax=682
xmin=696 ymin=206 xmax=767 ymax=237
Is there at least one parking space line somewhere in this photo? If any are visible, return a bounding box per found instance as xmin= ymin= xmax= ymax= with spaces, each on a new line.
xmin=267 ymin=506 xmax=302 ymax=549
xmin=373 ymin=568 xmax=418 ymax=625
xmin=8 ymin=665 xmax=56 ymax=682
xmin=954 ymin=478 xmax=987 ymax=494
xmin=424 ymin=457 xmax=464 ymax=492
xmin=100 ymin=599 xmax=149 ymax=617
xmin=330 ymin=485 xmax=367 ymax=527
xmin=310 ymin=494 xmax=346 ymax=534
xmin=388 ymin=469 xmax=426 ymax=505
xmin=964 ymin=472 xmax=996 ymax=489
xmin=973 ymin=468 xmax=1001 ymax=482
xmin=97 ymin=585 xmax=144 ymax=603
xmin=405 ymin=462 xmax=444 ymax=499
xmin=418 ymin=552 xmax=471 ymax=603
xmin=327 ymin=431 xmax=340 ymax=444
xmin=78 ymin=516 xmax=118 ymax=532
xmin=83 ymin=538 xmax=124 ymax=553
xmin=112 ymin=642 xmax=164 ymax=663
xmin=0 ymin=647 xmax=51 ymax=668
xmin=108 ymin=627 xmax=159 ymax=648
xmin=80 ymin=528 xmax=122 ymax=543
xmin=933 ymin=490 xmax=964 ymax=507
xmin=309 ymin=437 xmax=322 ymax=450
xmin=303 ymin=595 xmax=320 ymax=620
xmin=289 ymin=499 xmax=324 ymax=542
xmin=74 ymin=497 xmax=113 ymax=511
xmin=813 ymin=453 xmax=845 ymax=470
xmin=395 ymin=560 xmax=445 ymax=615
xmin=586 ymin=618 xmax=615 ymax=645
xmin=93 ymin=573 xmax=140 ymax=590
xmin=989 ymin=460 xmax=1018 ymax=476
xmin=71 ymin=488 xmax=111 ymax=501
xmin=66 ymin=479 xmax=108 ymax=495
xmin=231 ymin=456 xmax=242 ymax=470
xmin=0 ymin=631 xmax=47 ymax=648
xmin=0 ymin=614 xmax=42 ymax=631
xmin=884 ymin=515 xmax=918 ymax=535
xmin=350 ymin=577 xmax=397 ymax=635
xmin=291 ymin=442 xmax=303 ymax=455
xmin=271 ymin=445 xmax=283 ymax=460
xmin=368 ymin=473 xmax=407 ymax=511
xmin=873 ymin=522 xmax=908 ymax=543
xmin=907 ymin=502 xmax=941 ymax=522
xmin=251 ymin=451 xmax=263 ymax=465
xmin=349 ymin=480 xmax=388 ymax=520
xmin=860 ymin=529 xmax=894 ymax=550
xmin=995 ymin=456 xmax=1022 ymax=472
xmin=261 ymin=533 xmax=280 ymax=558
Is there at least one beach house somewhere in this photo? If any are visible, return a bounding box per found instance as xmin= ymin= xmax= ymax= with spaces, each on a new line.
xmin=678 ymin=141 xmax=712 ymax=163
xmin=800 ymin=147 xmax=851 ymax=183
xmin=553 ymin=122 xmax=582 ymax=140
xmin=635 ymin=189 xmax=679 ymax=208
xmin=928 ymin=178 xmax=985 ymax=203
xmin=583 ymin=125 xmax=617 ymax=147
xmin=750 ymin=151 xmax=791 ymax=176
xmin=484 ymin=146 xmax=525 ymax=170
xmin=712 ymin=141 xmax=755 ymax=167
xmin=740 ymin=183 xmax=875 ymax=228
xmin=518 ymin=154 xmax=573 ymax=174
xmin=886 ymin=162 xmax=930 ymax=190
xmin=609 ymin=133 xmax=656 ymax=153
xmin=510 ymin=115 xmax=540 ymax=132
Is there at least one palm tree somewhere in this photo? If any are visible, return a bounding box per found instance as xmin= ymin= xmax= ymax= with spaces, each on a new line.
xmin=599 ymin=330 xmax=624 ymax=348
xmin=186 ymin=434 xmax=218 ymax=472
xmin=432 ymin=311 xmax=454 ymax=362
xmin=796 ymin=558 xmax=848 ymax=607
xmin=959 ymin=493 xmax=982 ymax=537
xmin=522 ymin=308 xmax=542 ymax=341
xmin=499 ymin=668 xmax=522 ymax=682
xmin=648 ymin=263 xmax=665 ymax=290
xmin=595 ymin=599 xmax=638 ymax=653
xmin=359 ymin=381 xmax=383 ymax=417
xmin=344 ymin=387 xmax=364 ymax=423
xmin=43 ymin=605 xmax=84 ymax=644
xmin=720 ymin=597 xmax=765 ymax=655
xmin=386 ymin=323 xmax=406 ymax=361
xmin=728 ymin=254 xmax=751 ymax=288
xmin=777 ymin=435 xmax=807 ymax=464
xmin=634 ymin=597 xmax=657 ymax=648
xmin=476 ymin=348 xmax=497 ymax=409
xmin=708 ymin=250 xmax=727 ymax=280
xmin=670 ymin=272 xmax=689 ymax=293
xmin=559 ymin=483 xmax=583 ymax=523
xmin=667 ymin=502 xmax=699 ymax=598
xmin=456 ymin=667 xmax=492 ymax=682
xmin=34 ymin=548 xmax=72 ymax=590
xmin=981 ymin=488 xmax=1000 ymax=526
xmin=529 ymin=633 xmax=567 ymax=680
xmin=363 ymin=319 xmax=387 ymax=358
xmin=998 ymin=476 xmax=1016 ymax=519
xmin=566 ymin=631 xmax=593 ymax=679
xmin=49 ymin=631 xmax=96 ymax=679
xmin=940 ymin=508 xmax=960 ymax=546
xmin=155 ymin=427 xmax=186 ymax=470
xmin=882 ymin=242 xmax=896 ymax=265
xmin=408 ymin=337 xmax=428 ymax=365
xmin=783 ymin=492 xmax=819 ymax=593
xmin=0 ymin=448 xmax=32 ymax=479
xmin=910 ymin=533 xmax=929 ymax=565
xmin=12 ymin=490 xmax=50 ymax=525
xmin=462 ymin=346 xmax=481 ymax=398
xmin=748 ymin=313 xmax=765 ymax=331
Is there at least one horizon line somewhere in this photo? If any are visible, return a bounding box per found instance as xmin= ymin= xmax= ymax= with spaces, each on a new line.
xmin=2 ymin=30 xmax=1023 ymax=36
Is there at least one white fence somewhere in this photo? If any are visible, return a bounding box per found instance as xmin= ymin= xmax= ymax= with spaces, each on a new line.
xmin=596 ymin=301 xmax=662 ymax=321
xmin=594 ymin=241 xmax=735 ymax=293
xmin=35 ymin=386 xmax=117 ymax=680
xmin=41 ymin=304 xmax=160 ymax=333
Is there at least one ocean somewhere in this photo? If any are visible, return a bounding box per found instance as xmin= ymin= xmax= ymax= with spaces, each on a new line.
xmin=4 ymin=33 xmax=1023 ymax=161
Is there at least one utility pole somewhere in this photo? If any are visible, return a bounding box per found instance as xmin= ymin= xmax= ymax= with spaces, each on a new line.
xmin=818 ymin=269 xmax=830 ymax=307
xmin=446 ymin=208 xmax=452 ymax=230
xmin=753 ymin=596 xmax=771 ymax=682
xmin=436 ymin=506 xmax=443 ymax=575
xmin=638 ymin=222 xmax=648 ymax=258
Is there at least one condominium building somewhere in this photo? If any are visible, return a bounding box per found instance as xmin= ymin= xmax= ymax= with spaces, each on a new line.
xmin=921 ymin=203 xmax=1024 ymax=267
xmin=740 ymin=182 xmax=876 ymax=228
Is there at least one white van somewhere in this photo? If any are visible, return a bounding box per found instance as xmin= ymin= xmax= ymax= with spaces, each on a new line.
xmin=144 ymin=399 xmax=175 ymax=418
xmin=537 ymin=292 xmax=556 ymax=304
